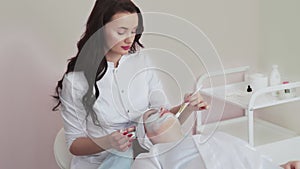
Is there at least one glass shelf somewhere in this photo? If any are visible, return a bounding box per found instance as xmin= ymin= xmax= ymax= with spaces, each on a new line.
xmin=198 ymin=116 xmax=297 ymax=146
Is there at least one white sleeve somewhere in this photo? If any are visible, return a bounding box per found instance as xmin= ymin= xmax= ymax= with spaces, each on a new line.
xmin=59 ymin=72 xmax=88 ymax=149
xmin=144 ymin=53 xmax=171 ymax=110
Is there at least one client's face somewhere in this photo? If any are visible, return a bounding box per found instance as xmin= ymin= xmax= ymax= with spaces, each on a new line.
xmin=143 ymin=108 xmax=182 ymax=139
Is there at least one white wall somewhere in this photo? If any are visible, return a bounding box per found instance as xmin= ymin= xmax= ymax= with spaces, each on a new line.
xmin=258 ymin=0 xmax=300 ymax=81
xmin=135 ymin=0 xmax=260 ymax=69
xmin=256 ymin=0 xmax=300 ymax=133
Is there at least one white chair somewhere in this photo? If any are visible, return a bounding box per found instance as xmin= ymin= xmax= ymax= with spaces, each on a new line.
xmin=54 ymin=128 xmax=73 ymax=169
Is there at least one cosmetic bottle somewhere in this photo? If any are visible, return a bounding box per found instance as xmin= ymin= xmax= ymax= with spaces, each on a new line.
xmin=269 ymin=65 xmax=281 ymax=96
xmin=247 ymin=85 xmax=252 ymax=93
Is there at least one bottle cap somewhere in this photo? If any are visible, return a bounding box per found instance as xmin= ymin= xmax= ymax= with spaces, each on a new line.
xmin=247 ymin=85 xmax=252 ymax=92
xmin=283 ymin=81 xmax=289 ymax=84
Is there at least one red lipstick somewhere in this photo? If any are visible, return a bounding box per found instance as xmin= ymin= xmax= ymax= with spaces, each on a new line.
xmin=121 ymin=46 xmax=130 ymax=50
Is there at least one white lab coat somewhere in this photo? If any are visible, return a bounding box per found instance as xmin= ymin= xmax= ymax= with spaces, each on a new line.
xmin=59 ymin=50 xmax=170 ymax=169
xmin=132 ymin=132 xmax=281 ymax=169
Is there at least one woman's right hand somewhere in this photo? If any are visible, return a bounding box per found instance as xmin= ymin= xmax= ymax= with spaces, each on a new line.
xmin=107 ymin=129 xmax=134 ymax=152
xmin=280 ymin=161 xmax=300 ymax=169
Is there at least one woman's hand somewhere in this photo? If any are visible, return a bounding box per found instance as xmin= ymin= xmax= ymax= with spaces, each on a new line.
xmin=107 ymin=127 xmax=135 ymax=152
xmin=281 ymin=161 xmax=300 ymax=169
xmin=183 ymin=92 xmax=209 ymax=112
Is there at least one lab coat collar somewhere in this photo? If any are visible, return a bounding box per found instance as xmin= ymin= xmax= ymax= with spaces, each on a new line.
xmin=106 ymin=53 xmax=131 ymax=69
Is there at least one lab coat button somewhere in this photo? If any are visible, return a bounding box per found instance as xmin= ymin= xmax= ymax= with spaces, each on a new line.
xmin=127 ymin=110 xmax=130 ymax=113
xmin=121 ymin=90 xmax=124 ymax=93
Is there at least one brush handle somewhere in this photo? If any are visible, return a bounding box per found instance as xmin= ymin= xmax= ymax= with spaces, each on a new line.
xmin=175 ymin=85 xmax=203 ymax=118
xmin=175 ymin=103 xmax=188 ymax=118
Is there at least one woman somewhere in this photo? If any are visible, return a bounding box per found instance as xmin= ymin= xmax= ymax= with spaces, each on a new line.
xmin=133 ymin=108 xmax=300 ymax=169
xmin=52 ymin=0 xmax=205 ymax=168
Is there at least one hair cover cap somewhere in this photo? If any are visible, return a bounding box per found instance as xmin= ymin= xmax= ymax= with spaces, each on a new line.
xmin=136 ymin=114 xmax=153 ymax=150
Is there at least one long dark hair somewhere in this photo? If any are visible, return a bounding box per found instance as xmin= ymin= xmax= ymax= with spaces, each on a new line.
xmin=52 ymin=0 xmax=144 ymax=127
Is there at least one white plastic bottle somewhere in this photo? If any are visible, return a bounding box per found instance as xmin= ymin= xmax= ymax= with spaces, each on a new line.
xmin=269 ymin=65 xmax=281 ymax=96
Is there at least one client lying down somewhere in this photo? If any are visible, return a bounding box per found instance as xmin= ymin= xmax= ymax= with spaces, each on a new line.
xmin=132 ymin=108 xmax=300 ymax=169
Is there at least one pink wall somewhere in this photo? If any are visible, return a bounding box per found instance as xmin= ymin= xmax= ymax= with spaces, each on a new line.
xmin=0 ymin=1 xmax=92 ymax=167
xmin=0 ymin=31 xmax=63 ymax=169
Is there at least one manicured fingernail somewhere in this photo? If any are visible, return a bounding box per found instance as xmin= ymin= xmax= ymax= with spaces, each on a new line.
xmin=127 ymin=134 xmax=133 ymax=137
xmin=122 ymin=131 xmax=128 ymax=135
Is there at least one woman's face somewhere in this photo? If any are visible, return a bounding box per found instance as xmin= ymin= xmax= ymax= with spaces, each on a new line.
xmin=104 ymin=12 xmax=138 ymax=57
xmin=143 ymin=108 xmax=181 ymax=138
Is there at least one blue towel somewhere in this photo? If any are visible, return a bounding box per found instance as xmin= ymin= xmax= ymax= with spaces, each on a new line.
xmin=98 ymin=148 xmax=133 ymax=169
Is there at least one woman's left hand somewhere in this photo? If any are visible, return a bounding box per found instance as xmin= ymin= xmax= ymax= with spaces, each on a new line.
xmin=183 ymin=92 xmax=209 ymax=112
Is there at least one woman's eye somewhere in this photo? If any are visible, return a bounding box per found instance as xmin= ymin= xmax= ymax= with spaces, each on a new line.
xmin=117 ymin=31 xmax=136 ymax=35
xmin=117 ymin=32 xmax=126 ymax=35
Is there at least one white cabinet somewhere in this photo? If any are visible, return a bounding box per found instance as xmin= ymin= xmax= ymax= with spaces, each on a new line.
xmin=196 ymin=66 xmax=300 ymax=146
